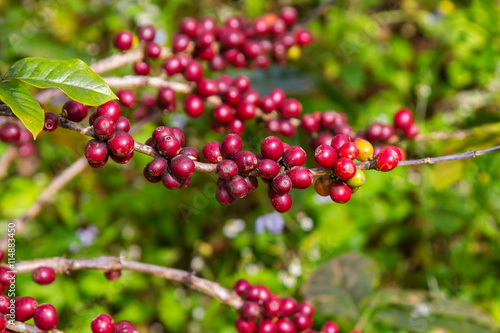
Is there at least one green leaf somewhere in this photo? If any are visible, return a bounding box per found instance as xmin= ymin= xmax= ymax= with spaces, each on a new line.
xmin=0 ymin=81 xmax=44 ymax=138
xmin=3 ymin=57 xmax=117 ymax=106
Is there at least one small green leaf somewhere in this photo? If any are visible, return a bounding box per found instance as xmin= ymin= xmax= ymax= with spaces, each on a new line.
xmin=0 ymin=81 xmax=44 ymax=138
xmin=3 ymin=57 xmax=117 ymax=106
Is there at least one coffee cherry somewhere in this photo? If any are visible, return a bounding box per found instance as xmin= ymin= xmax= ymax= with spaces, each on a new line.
xmin=293 ymin=314 xmax=313 ymax=331
xmin=196 ymin=78 xmax=218 ymax=97
xmin=255 ymin=54 xmax=270 ymax=68
xmin=172 ymin=33 xmax=190 ymax=53
xmin=280 ymin=120 xmax=295 ymax=137
xmin=202 ymin=141 xmax=223 ymax=163
xmin=263 ymin=298 xmax=282 ymax=318
xmin=163 ymin=56 xmax=184 ymax=76
xmin=321 ymin=321 xmax=340 ymax=333
xmin=330 ymin=180 xmax=352 ymax=203
xmin=346 ymin=169 xmax=366 ymax=188
xmin=221 ymin=133 xmax=243 ymax=158
xmin=374 ymin=146 xmax=400 ymax=172
xmin=314 ymin=176 xmax=333 ymax=197
xmin=277 ymin=99 xmax=302 ymax=119
xmin=366 ymin=123 xmax=384 ymax=141
xmin=107 ymin=131 xmax=134 ymax=157
xmin=134 ymin=61 xmax=151 ymax=75
xmin=93 ymin=116 xmax=115 ymax=140
xmin=354 ymin=138 xmax=374 ymax=162
xmin=110 ymin=151 xmax=134 ymax=164
xmin=271 ymin=174 xmax=292 ymax=193
xmin=301 ymin=114 xmax=320 ymax=133
xmin=261 ymin=136 xmax=284 ymax=161
xmin=104 ymin=270 xmax=121 ymax=281
xmin=403 ymin=123 xmax=419 ymax=138
xmin=43 ymin=113 xmax=59 ymax=132
xmin=236 ymin=102 xmax=256 ymax=120
xmin=157 ymin=135 xmax=181 ymax=158
xmin=15 ymin=296 xmax=38 ymax=321
xmin=32 ymin=267 xmax=56 ymax=285
xmin=330 ymin=134 xmax=350 ymax=151
xmin=0 ymin=314 xmax=6 ymax=331
xmin=0 ymin=295 xmax=10 ymax=314
xmin=33 ymin=304 xmax=58 ymax=330
xmin=228 ymin=118 xmax=245 ymax=134
xmin=233 ymin=279 xmax=250 ymax=295
xmin=145 ymin=42 xmax=161 ymax=58
xmin=296 ymin=29 xmax=313 ymax=46
xmin=276 ymin=318 xmax=296 ymax=333
xmin=280 ymin=297 xmax=297 ymax=317
xmin=338 ymin=142 xmax=359 ymax=160
xmin=240 ymin=301 xmax=261 ymax=321
xmin=152 ymin=126 xmax=173 ymax=146
xmin=183 ymin=60 xmax=203 ymax=81
xmin=214 ymin=104 xmax=234 ymax=123
xmin=184 ymin=94 xmax=204 ymax=118
xmin=260 ymin=96 xmax=276 ymax=113
xmin=114 ymin=117 xmax=130 ymax=133
xmin=0 ymin=123 xmax=21 ymax=143
xmin=147 ymin=157 xmax=168 ymax=177
xmin=116 ymin=90 xmax=136 ymax=108
xmin=114 ymin=30 xmax=133 ymax=50
xmin=268 ymin=189 xmax=292 ymax=213
xmin=334 ymin=157 xmax=356 ymax=180
xmin=180 ymin=17 xmax=198 ymax=38
xmin=224 ymin=86 xmax=241 ymax=106
xmin=257 ymin=319 xmax=277 ymax=333
xmin=314 ymin=145 xmax=338 ymax=168
xmin=157 ymin=87 xmax=176 ymax=107
xmin=259 ymin=159 xmax=281 ymax=179
xmin=233 ymin=151 xmax=258 ymax=173
xmin=234 ymin=76 xmax=251 ymax=93
xmin=85 ymin=139 xmax=109 ymax=164
xmin=245 ymin=176 xmax=259 ymax=192
xmin=243 ymin=285 xmax=261 ymax=302
xmin=137 ymin=25 xmax=155 ymax=42
xmin=235 ymin=318 xmax=256 ymax=333
xmin=170 ymin=155 xmax=195 ymax=178
xmin=97 ymin=101 xmax=121 ymax=122
xmin=162 ymin=171 xmax=184 ymax=190
xmin=297 ymin=301 xmax=314 ymax=317
xmin=171 ymin=127 xmax=185 ymax=147
xmin=115 ymin=321 xmax=134 ymax=331
xmin=227 ymin=175 xmax=248 ymax=198
xmin=62 ymin=100 xmax=88 ymax=122
xmin=283 ymin=146 xmax=307 ymax=168
xmin=380 ymin=124 xmax=395 ymax=142
xmin=216 ymin=183 xmax=235 ymax=205
xmin=179 ymin=147 xmax=199 ymax=162
xmin=394 ymin=108 xmax=414 ymax=129
xmin=288 ymin=166 xmax=313 ymax=189
xmin=280 ymin=7 xmax=298 ymax=27
xmin=91 ymin=313 xmax=115 ymax=333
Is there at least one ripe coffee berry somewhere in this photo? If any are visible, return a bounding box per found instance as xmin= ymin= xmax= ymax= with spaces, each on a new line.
xmin=258 ymin=159 xmax=281 ymax=179
xmin=288 ymin=166 xmax=313 ymax=189
xmin=268 ymin=189 xmax=292 ymax=213
xmin=0 ymin=295 xmax=10 ymax=314
xmin=227 ymin=175 xmax=248 ymax=198
xmin=33 ymin=304 xmax=59 ymax=330
xmin=272 ymin=174 xmax=292 ymax=193
xmin=280 ymin=297 xmax=297 ymax=317
xmin=104 ymin=270 xmax=121 ymax=281
xmin=107 ymin=131 xmax=134 ymax=157
xmin=240 ymin=301 xmax=261 ymax=321
xmin=257 ymin=319 xmax=277 ymax=333
xmin=221 ymin=134 xmax=243 ymax=158
xmin=62 ymin=100 xmax=88 ymax=122
xmin=15 ymin=296 xmax=38 ymax=321
xmin=214 ymin=104 xmax=234 ymax=123
xmin=202 ymin=141 xmax=223 ymax=163
xmin=116 ymin=90 xmax=136 ymax=108
xmin=184 ymin=94 xmax=204 ymax=118
xmin=114 ymin=30 xmax=133 ymax=50
xmin=162 ymin=172 xmax=185 ymax=190
xmin=215 ymin=183 xmax=235 ymax=205
xmin=277 ymin=98 xmax=302 ymax=118
xmin=110 ymin=151 xmax=134 ymax=164
xmin=276 ymin=318 xmax=295 ymax=333
xmin=261 ymin=136 xmax=284 ymax=161
xmin=145 ymin=42 xmax=161 ymax=58
xmin=331 ymin=134 xmax=350 ymax=151
xmin=152 ymin=126 xmax=173 ymax=146
xmin=236 ymin=102 xmax=256 ymax=120
xmin=32 ymin=267 xmax=56 ymax=285
xmin=301 ymin=113 xmax=320 ymax=133
xmin=93 ymin=116 xmax=115 ymax=140
xmin=137 ymin=25 xmax=155 ymax=42
xmin=91 ymin=313 xmax=115 ymax=333
xmin=228 ymin=118 xmax=245 ymax=134
xmin=170 ymin=155 xmax=195 ymax=178
xmin=183 ymin=60 xmax=203 ymax=81
xmin=334 ymin=157 xmax=357 ymax=180
xmin=0 ymin=314 xmax=5 ymax=332
xmin=338 ymin=142 xmax=359 ymax=160
xmin=234 ymin=279 xmax=250 ymax=295
xmin=172 ymin=33 xmax=190 ymax=53
xmin=195 ymin=78 xmax=218 ymax=97
xmin=403 ymin=122 xmax=419 ymax=138
xmin=314 ymin=145 xmax=338 ymax=168
xmin=0 ymin=123 xmax=21 ymax=143
xmin=296 ymin=29 xmax=313 ymax=46
xmin=157 ymin=135 xmax=181 ymax=158
xmin=263 ymin=298 xmax=282 ymax=318
xmin=217 ymin=160 xmax=239 ymax=179
xmin=235 ymin=318 xmax=256 ymax=333
xmin=163 ymin=56 xmax=184 ymax=76
xmin=233 ymin=151 xmax=258 ymax=173
xmin=330 ymin=180 xmax=352 ymax=203
xmin=171 ymin=127 xmax=185 ymax=146
xmin=147 ymin=157 xmax=168 ymax=177
xmin=85 ymin=139 xmax=109 ymax=164
xmin=394 ymin=108 xmax=414 ymax=129
xmin=354 ymin=138 xmax=374 ymax=162
xmin=322 ymin=321 xmax=340 ymax=333
xmin=375 ymin=146 xmax=401 ymax=172
xmin=97 ymin=101 xmax=121 ymax=122
xmin=283 ymin=146 xmax=307 ymax=168
xmin=293 ymin=314 xmax=313 ymax=331
xmin=43 ymin=112 xmax=59 ymax=132
xmin=134 ymin=61 xmax=151 ymax=75
xmin=115 ymin=116 xmax=131 ymax=132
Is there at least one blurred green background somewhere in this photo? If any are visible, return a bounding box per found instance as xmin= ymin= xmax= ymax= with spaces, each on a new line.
xmin=1 ymin=0 xmax=500 ymax=332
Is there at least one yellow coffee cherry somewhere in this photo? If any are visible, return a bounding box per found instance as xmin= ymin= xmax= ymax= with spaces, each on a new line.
xmin=346 ymin=169 xmax=365 ymax=188
xmin=287 ymin=45 xmax=301 ymax=60
xmin=354 ymin=138 xmax=374 ymax=162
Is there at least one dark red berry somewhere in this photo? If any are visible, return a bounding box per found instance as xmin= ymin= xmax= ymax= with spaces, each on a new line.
xmin=184 ymin=94 xmax=204 ymax=118
xmin=43 ymin=113 xmax=59 ymax=132
xmin=280 ymin=297 xmax=297 ymax=317
xmin=314 ymin=145 xmax=337 ymax=168
xmin=380 ymin=124 xmax=395 ymax=141
xmin=216 ymin=183 xmax=235 ymax=205
xmin=0 ymin=123 xmax=21 ymax=143
xmin=234 ymin=76 xmax=251 ymax=93
xmin=172 ymin=33 xmax=190 ymax=53
xmin=152 ymin=126 xmax=173 ymax=146
xmin=221 ymin=133 xmax=242 ymax=158
xmin=268 ymin=189 xmax=292 ymax=213
xmin=114 ymin=30 xmax=133 ymax=51
xmin=217 ymin=159 xmax=239 ymax=179
xmin=110 ymin=151 xmax=134 ymax=164
xmin=202 ymin=141 xmax=223 ymax=163
xmin=97 ymin=101 xmax=121 ymax=122
xmin=288 ymin=166 xmax=313 ymax=189
xmin=260 ymin=96 xmax=276 ymax=113
xmin=0 ymin=314 xmax=6 ymax=332
xmin=296 ymin=29 xmax=313 ymax=46
xmin=279 ymin=120 xmax=295 ymax=137
xmin=0 ymin=295 xmax=10 ymax=314
xmin=270 ymin=18 xmax=286 ymax=36
xmin=199 ymin=17 xmax=217 ymax=33
xmin=293 ymin=314 xmax=313 ymax=331
xmin=235 ymin=317 xmax=256 ymax=333
xmin=233 ymin=279 xmax=250 ymax=295
xmin=366 ymin=123 xmax=384 ymax=142
xmin=374 ymin=146 xmax=400 ymax=172
xmin=157 ymin=135 xmax=181 ymax=158
xmin=183 ymin=60 xmax=203 ymax=82
xmin=228 ymin=118 xmax=245 ymax=134
xmin=147 ymin=157 xmax=168 ymax=177
xmin=115 ymin=321 xmax=134 ymax=331
xmin=224 ymin=86 xmax=241 ymax=106
xmin=91 ymin=313 xmax=115 ymax=333
xmin=180 ymin=17 xmax=198 ymax=38
xmin=227 ymin=175 xmax=248 ymax=198
xmin=240 ymin=301 xmax=260 ymax=321
xmin=261 ymin=136 xmax=284 ymax=161
xmin=33 ymin=304 xmax=58 ymax=330
xmin=137 ymin=25 xmax=155 ymax=42
xmin=134 ymin=61 xmax=151 ymax=75
xmin=276 ymin=318 xmax=296 ymax=333
xmin=93 ymin=116 xmax=115 ymax=140
xmin=145 ymin=42 xmax=161 ymax=58
xmin=330 ymin=180 xmax=352 ymax=203
xmin=85 ymin=139 xmax=109 ymax=164
xmin=334 ymin=157 xmax=356 ymax=180
xmin=170 ymin=155 xmax=195 ymax=178
xmin=283 ymin=146 xmax=306 ymax=167
xmin=297 ymin=301 xmax=314 ymax=317
xmin=32 ymin=267 xmax=56 ymax=285
xmin=179 ymin=147 xmax=200 ymax=161
xmin=164 ymin=56 xmax=184 ymax=76
xmin=263 ymin=298 xmax=282 ymax=318
xmin=394 ymin=108 xmax=414 ymax=129
xmin=216 ymin=75 xmax=233 ymax=95
xmin=242 ymin=41 xmax=263 ymax=58
xmin=338 ymin=142 xmax=359 ymax=160
xmin=272 ymin=174 xmax=292 ymax=193
xmin=243 ymin=285 xmax=261 ymax=302
xmin=403 ymin=123 xmax=419 ymax=138
xmin=115 ymin=117 xmax=130 ymax=132
xmin=116 ymin=90 xmax=136 ymax=108
xmin=107 ymin=131 xmax=134 ymax=157
xmin=257 ymin=319 xmax=277 ymax=333
xmin=195 ymin=78 xmax=218 ymax=97
xmin=171 ymin=127 xmax=185 ymax=147
xmin=245 ymin=176 xmax=259 ymax=192
xmin=15 ymin=296 xmax=38 ymax=321
xmin=214 ymin=104 xmax=234 ymax=123
xmin=196 ymin=30 xmax=215 ymax=48
xmin=277 ymin=99 xmax=302 ymax=119
xmin=331 ymin=134 xmax=350 ymax=151
xmin=233 ymin=151 xmax=258 ymax=173
xmin=62 ymin=100 xmax=88 ymax=122
xmin=259 ymin=159 xmax=280 ymax=179
xmin=162 ymin=171 xmax=184 ymax=190
xmin=301 ymin=114 xmax=320 ymax=133
xmin=104 ymin=270 xmax=121 ymax=281
xmin=322 ymin=321 xmax=340 ymax=333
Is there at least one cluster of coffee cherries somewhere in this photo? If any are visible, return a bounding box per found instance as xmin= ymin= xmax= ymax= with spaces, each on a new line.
xmin=0 ymin=120 xmax=37 ymax=157
xmin=0 ymin=295 xmax=59 ymax=331
xmin=313 ymin=134 xmax=402 ymax=204
xmin=91 ymin=313 xmax=140 ymax=333
xmin=142 ymin=126 xmax=197 ymax=188
xmin=365 ymin=108 xmax=419 ymax=143
xmin=233 ymin=279 xmax=345 ymax=333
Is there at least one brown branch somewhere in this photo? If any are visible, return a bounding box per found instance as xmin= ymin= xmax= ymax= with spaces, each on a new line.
xmin=9 ymin=256 xmax=243 ymax=309
xmin=7 ymin=321 xmax=65 ymax=333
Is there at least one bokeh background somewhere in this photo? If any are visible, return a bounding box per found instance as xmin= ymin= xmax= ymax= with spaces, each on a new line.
xmin=1 ymin=0 xmax=500 ymax=332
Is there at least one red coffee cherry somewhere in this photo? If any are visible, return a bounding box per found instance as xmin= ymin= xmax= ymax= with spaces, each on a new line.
xmin=179 ymin=147 xmax=200 ymax=161
xmin=366 ymin=123 xmax=384 ymax=141
xmin=233 ymin=151 xmax=258 ymax=173
xmin=233 ymin=279 xmax=250 ymax=295
xmin=227 ymin=175 xmax=248 ymax=198
xmin=195 ymin=78 xmax=218 ymax=98
xmin=314 ymin=145 xmax=338 ymax=168
xmin=235 ymin=317 xmax=256 ymax=333
xmin=202 ymin=141 xmax=223 ymax=163
xmin=184 ymin=94 xmax=204 ymax=118
xmin=157 ymin=135 xmax=181 ymax=158
xmin=163 ymin=56 xmax=184 ymax=76
xmin=280 ymin=297 xmax=297 ymax=317
xmin=91 ymin=313 xmax=115 ymax=333
xmin=330 ymin=134 xmax=350 ymax=151
xmin=33 ymin=304 xmax=59 ymax=330
xmin=268 ymin=189 xmax=292 ymax=213
xmin=287 ymin=166 xmax=313 ymax=189
xmin=85 ymin=139 xmax=109 ymax=164
xmin=334 ymin=157 xmax=357 ymax=180
xmin=221 ymin=133 xmax=243 ymax=158
xmin=257 ymin=319 xmax=277 ymax=333
xmin=116 ymin=90 xmax=136 ymax=108
xmin=104 ymin=270 xmax=121 ymax=281
xmin=338 ymin=142 xmax=359 ymax=160
xmin=0 ymin=295 xmax=10 ymax=314
xmin=276 ymin=318 xmax=295 ymax=333
xmin=301 ymin=113 xmax=320 ymax=133
xmin=32 ymin=267 xmax=56 ymax=285
xmin=180 ymin=17 xmax=198 ymax=38
xmin=183 ymin=60 xmax=203 ymax=82
xmin=107 ymin=131 xmax=134 ymax=157
xmin=280 ymin=7 xmax=298 ymax=27
xmin=272 ymin=174 xmax=292 ymax=194
xmin=403 ymin=123 xmax=419 ymax=138
xmin=240 ymin=301 xmax=261 ymax=321
xmin=115 ymin=117 xmax=131 ymax=133
xmin=93 ymin=116 xmax=115 ymax=140
xmin=283 ymin=146 xmax=307 ymax=168
xmin=0 ymin=123 xmax=21 ymax=143
xmin=43 ymin=113 xmax=59 ymax=132
xmin=215 ymin=182 xmax=235 ymax=206
xmin=137 ymin=25 xmax=155 ymax=42
xmin=170 ymin=155 xmax=195 ymax=178
xmin=97 ymin=101 xmax=121 ymax=122
xmin=394 ymin=108 xmax=414 ymax=129
xmin=152 ymin=126 xmax=173 ymax=146
xmin=62 ymin=100 xmax=88 ymax=122
xmin=277 ymin=99 xmax=302 ymax=119
xmin=293 ymin=314 xmax=313 ymax=331
xmin=214 ymin=104 xmax=234 ymax=123
xmin=171 ymin=127 xmax=185 ymax=147
xmin=261 ymin=136 xmax=284 ymax=161
xmin=296 ymin=29 xmax=313 ymax=46
xmin=322 ymin=321 xmax=340 ymax=333
xmin=297 ymin=301 xmax=314 ymax=317
xmin=15 ymin=296 xmax=38 ymax=321
xmin=330 ymin=180 xmax=352 ymax=203
xmin=374 ymin=146 xmax=401 ymax=172
xmin=259 ymin=159 xmax=280 ymax=179
xmin=114 ymin=30 xmax=133 ymax=50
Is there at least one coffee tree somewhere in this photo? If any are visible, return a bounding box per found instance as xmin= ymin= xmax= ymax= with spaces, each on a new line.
xmin=1 ymin=1 xmax=499 ymax=333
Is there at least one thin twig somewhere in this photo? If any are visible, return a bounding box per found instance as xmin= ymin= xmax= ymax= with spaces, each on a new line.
xmin=7 ymin=321 xmax=65 ymax=333
xmin=9 ymin=256 xmax=243 ymax=309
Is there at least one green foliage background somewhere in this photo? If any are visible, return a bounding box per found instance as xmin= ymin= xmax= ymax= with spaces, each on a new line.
xmin=1 ymin=0 xmax=500 ymax=332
